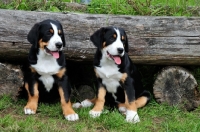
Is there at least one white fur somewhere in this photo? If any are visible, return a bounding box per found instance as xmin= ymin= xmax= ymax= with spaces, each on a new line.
xmin=89 ymin=110 xmax=102 ymax=118
xmin=46 ymin=23 xmax=63 ymax=52
xmin=31 ymin=49 xmax=61 ymax=91
xmin=118 ymin=107 xmax=127 ymax=114
xmin=65 ymin=113 xmax=79 ymax=121
xmin=24 ymin=108 xmax=35 ymax=114
xmin=126 ymin=110 xmax=140 ymax=123
xmin=95 ymin=53 xmax=123 ymax=99
xmin=81 ymin=99 xmax=94 ymax=107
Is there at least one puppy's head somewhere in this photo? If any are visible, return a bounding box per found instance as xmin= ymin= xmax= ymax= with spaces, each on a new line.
xmin=90 ymin=26 xmax=128 ymax=65
xmin=27 ymin=19 xmax=66 ymax=59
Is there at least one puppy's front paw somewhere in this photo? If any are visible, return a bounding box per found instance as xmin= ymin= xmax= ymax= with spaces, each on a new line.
xmin=118 ymin=106 xmax=127 ymax=115
xmin=126 ymin=110 xmax=140 ymax=123
xmin=65 ymin=113 xmax=79 ymax=121
xmin=89 ymin=110 xmax=102 ymax=118
xmin=81 ymin=99 xmax=94 ymax=107
xmin=24 ymin=108 xmax=36 ymax=115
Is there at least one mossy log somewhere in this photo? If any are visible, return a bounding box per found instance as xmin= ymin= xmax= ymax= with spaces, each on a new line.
xmin=0 ymin=9 xmax=200 ymax=65
xmin=153 ymin=66 xmax=200 ymax=111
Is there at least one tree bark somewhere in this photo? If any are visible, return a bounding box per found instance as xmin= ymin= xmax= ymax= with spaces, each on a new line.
xmin=0 ymin=9 xmax=200 ymax=65
xmin=153 ymin=66 xmax=200 ymax=111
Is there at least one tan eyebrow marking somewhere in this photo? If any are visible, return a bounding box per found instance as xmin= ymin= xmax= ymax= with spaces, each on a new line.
xmin=50 ymin=29 xmax=54 ymax=34
xmin=122 ymin=36 xmax=125 ymax=40
xmin=113 ymin=34 xmax=117 ymax=38
xmin=58 ymin=30 xmax=62 ymax=34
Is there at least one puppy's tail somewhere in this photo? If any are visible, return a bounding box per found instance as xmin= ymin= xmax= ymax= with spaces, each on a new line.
xmin=135 ymin=90 xmax=151 ymax=109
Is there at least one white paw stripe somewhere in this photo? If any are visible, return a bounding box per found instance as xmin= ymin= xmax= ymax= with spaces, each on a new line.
xmin=72 ymin=102 xmax=82 ymax=108
xmin=65 ymin=113 xmax=79 ymax=121
xmin=89 ymin=110 xmax=102 ymax=118
xmin=126 ymin=110 xmax=140 ymax=123
xmin=24 ymin=108 xmax=35 ymax=115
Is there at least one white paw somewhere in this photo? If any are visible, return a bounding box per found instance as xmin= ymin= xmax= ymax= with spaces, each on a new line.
xmin=125 ymin=110 xmax=140 ymax=123
xmin=89 ymin=110 xmax=102 ymax=118
xmin=65 ymin=113 xmax=79 ymax=121
xmin=24 ymin=108 xmax=35 ymax=115
xmin=72 ymin=102 xmax=82 ymax=108
xmin=81 ymin=99 xmax=94 ymax=107
xmin=118 ymin=107 xmax=127 ymax=114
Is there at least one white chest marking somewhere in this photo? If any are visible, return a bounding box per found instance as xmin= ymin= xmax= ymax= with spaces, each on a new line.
xmin=31 ymin=49 xmax=61 ymax=91
xmin=95 ymin=57 xmax=123 ymax=94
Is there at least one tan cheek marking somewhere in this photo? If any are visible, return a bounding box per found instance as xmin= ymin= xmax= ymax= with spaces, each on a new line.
xmin=92 ymin=87 xmax=106 ymax=111
xmin=125 ymin=92 xmax=137 ymax=111
xmin=56 ymin=68 xmax=66 ymax=78
xmin=58 ymin=87 xmax=76 ymax=116
xmin=39 ymin=39 xmax=49 ymax=50
xmin=24 ymin=82 xmax=39 ymax=113
xmin=120 ymin=73 xmax=127 ymax=83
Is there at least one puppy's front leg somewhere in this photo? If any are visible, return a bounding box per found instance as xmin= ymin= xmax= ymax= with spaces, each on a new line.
xmin=89 ymin=87 xmax=106 ymax=118
xmin=24 ymin=82 xmax=39 ymax=114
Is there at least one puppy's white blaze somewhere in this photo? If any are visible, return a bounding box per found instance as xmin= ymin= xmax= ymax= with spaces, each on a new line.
xmin=48 ymin=23 xmax=63 ymax=51
xmin=126 ymin=110 xmax=140 ymax=123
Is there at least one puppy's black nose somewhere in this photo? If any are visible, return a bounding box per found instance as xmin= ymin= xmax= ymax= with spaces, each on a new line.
xmin=56 ymin=42 xmax=63 ymax=49
xmin=117 ymin=48 xmax=124 ymax=54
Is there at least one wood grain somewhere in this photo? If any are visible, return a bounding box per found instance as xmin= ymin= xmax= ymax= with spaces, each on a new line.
xmin=0 ymin=9 xmax=200 ymax=65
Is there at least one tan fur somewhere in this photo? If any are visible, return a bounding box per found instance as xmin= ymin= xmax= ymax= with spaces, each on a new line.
xmin=56 ymin=68 xmax=66 ymax=79
xmin=91 ymin=87 xmax=106 ymax=111
xmin=125 ymin=92 xmax=137 ymax=111
xmin=29 ymin=66 xmax=37 ymax=73
xmin=24 ymin=82 xmax=39 ymax=113
xmin=135 ymin=96 xmax=148 ymax=108
xmin=58 ymin=87 xmax=76 ymax=116
xmin=120 ymin=73 xmax=127 ymax=83
xmin=39 ymin=39 xmax=48 ymax=49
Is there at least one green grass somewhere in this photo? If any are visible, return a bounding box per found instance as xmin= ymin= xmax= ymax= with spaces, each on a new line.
xmin=0 ymin=0 xmax=199 ymax=16
xmin=1 ymin=95 xmax=200 ymax=132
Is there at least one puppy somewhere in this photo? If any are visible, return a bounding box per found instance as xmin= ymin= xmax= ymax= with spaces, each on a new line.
xmin=23 ymin=19 xmax=78 ymax=121
xmin=73 ymin=26 xmax=150 ymax=123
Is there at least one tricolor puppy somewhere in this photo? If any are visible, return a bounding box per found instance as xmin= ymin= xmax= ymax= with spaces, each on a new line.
xmin=73 ymin=26 xmax=150 ymax=123
xmin=23 ymin=19 xmax=78 ymax=121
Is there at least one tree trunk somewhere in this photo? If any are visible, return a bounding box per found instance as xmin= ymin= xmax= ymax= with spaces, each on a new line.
xmin=0 ymin=9 xmax=200 ymax=65
xmin=153 ymin=66 xmax=200 ymax=111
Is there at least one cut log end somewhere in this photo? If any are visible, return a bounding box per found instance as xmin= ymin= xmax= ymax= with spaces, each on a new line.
xmin=0 ymin=63 xmax=23 ymax=100
xmin=153 ymin=66 xmax=200 ymax=111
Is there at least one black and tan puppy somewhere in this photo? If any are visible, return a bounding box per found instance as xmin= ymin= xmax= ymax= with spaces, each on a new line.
xmin=73 ymin=26 xmax=150 ymax=123
xmin=23 ymin=19 xmax=78 ymax=121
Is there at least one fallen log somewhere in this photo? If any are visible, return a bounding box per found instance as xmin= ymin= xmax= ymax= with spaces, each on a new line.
xmin=0 ymin=9 xmax=200 ymax=65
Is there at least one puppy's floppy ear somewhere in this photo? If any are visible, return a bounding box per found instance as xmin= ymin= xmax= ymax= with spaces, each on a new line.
xmin=59 ymin=22 xmax=66 ymax=47
xmin=90 ymin=27 xmax=105 ymax=49
xmin=124 ymin=34 xmax=129 ymax=53
xmin=27 ymin=23 xmax=40 ymax=49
